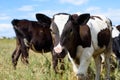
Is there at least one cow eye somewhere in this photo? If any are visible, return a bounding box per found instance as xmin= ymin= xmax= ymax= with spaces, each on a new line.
xmin=50 ymin=29 xmax=55 ymax=34
xmin=50 ymin=28 xmax=55 ymax=35
xmin=39 ymin=30 xmax=43 ymax=33
xmin=50 ymin=29 xmax=53 ymax=34
xmin=49 ymin=29 xmax=52 ymax=32
xmin=50 ymin=27 xmax=58 ymax=35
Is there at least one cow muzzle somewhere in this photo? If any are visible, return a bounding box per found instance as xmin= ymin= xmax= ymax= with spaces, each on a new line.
xmin=54 ymin=44 xmax=63 ymax=53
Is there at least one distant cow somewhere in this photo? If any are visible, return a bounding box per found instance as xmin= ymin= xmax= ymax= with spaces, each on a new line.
xmin=112 ymin=25 xmax=120 ymax=64
xmin=11 ymin=13 xmax=66 ymax=72
xmin=50 ymin=13 xmax=112 ymax=80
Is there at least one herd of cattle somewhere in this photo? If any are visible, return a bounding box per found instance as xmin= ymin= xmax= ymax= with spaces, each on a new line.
xmin=11 ymin=13 xmax=120 ymax=80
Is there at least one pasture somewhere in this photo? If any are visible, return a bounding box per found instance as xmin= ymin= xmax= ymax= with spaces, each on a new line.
xmin=0 ymin=38 xmax=120 ymax=80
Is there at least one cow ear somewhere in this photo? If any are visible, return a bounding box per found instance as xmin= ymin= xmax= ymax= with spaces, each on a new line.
xmin=77 ymin=13 xmax=90 ymax=25
xmin=36 ymin=13 xmax=51 ymax=25
xmin=116 ymin=25 xmax=120 ymax=31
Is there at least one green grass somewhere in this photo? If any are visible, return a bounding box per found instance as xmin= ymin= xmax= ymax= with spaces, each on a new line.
xmin=0 ymin=39 xmax=119 ymax=80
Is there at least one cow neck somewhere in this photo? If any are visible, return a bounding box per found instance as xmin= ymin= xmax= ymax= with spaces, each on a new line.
xmin=65 ymin=26 xmax=80 ymax=59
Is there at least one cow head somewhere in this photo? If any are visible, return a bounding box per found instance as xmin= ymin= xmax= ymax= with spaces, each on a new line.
xmin=50 ymin=13 xmax=90 ymax=54
xmin=29 ymin=13 xmax=52 ymax=51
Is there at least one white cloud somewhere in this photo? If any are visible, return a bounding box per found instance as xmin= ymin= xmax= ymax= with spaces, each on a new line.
xmin=0 ymin=23 xmax=12 ymax=31
xmin=34 ymin=9 xmax=70 ymax=18
xmin=60 ymin=0 xmax=88 ymax=5
xmin=39 ymin=10 xmax=60 ymax=17
xmin=102 ymin=9 xmax=120 ymax=25
xmin=85 ymin=7 xmax=120 ymax=25
xmin=0 ymin=23 xmax=15 ymax=37
xmin=18 ymin=5 xmax=34 ymax=11
xmin=86 ymin=7 xmax=101 ymax=12
xmin=0 ymin=14 xmax=10 ymax=20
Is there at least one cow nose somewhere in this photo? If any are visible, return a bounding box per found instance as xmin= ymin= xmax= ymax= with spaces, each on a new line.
xmin=54 ymin=44 xmax=63 ymax=53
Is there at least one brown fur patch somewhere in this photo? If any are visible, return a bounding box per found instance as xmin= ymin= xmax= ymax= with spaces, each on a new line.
xmin=90 ymin=16 xmax=103 ymax=21
xmin=97 ymin=28 xmax=111 ymax=48
xmin=79 ymin=24 xmax=91 ymax=48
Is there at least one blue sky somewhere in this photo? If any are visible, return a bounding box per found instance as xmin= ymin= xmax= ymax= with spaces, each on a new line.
xmin=0 ymin=0 xmax=120 ymax=37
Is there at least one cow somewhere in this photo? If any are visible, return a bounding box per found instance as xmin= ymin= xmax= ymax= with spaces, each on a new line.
xmin=11 ymin=13 xmax=66 ymax=73
xmin=50 ymin=13 xmax=112 ymax=80
xmin=98 ymin=25 xmax=120 ymax=74
xmin=112 ymin=25 xmax=120 ymax=66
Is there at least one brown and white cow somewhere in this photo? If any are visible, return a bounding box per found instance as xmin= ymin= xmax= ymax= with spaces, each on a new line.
xmin=50 ymin=13 xmax=112 ymax=80
xmin=11 ymin=13 xmax=67 ymax=72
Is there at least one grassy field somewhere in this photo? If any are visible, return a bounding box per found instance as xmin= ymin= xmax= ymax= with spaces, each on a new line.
xmin=0 ymin=39 xmax=120 ymax=80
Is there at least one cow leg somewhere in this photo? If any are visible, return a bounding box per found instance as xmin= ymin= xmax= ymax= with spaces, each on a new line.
xmin=104 ymin=51 xmax=111 ymax=80
xmin=104 ymin=39 xmax=112 ymax=80
xmin=77 ymin=57 xmax=91 ymax=80
xmin=68 ymin=52 xmax=78 ymax=74
xmin=20 ymin=39 xmax=29 ymax=65
xmin=52 ymin=52 xmax=58 ymax=73
xmin=52 ymin=49 xmax=67 ymax=73
xmin=21 ymin=47 xmax=29 ymax=65
xmin=93 ymin=55 xmax=101 ymax=80
xmin=57 ymin=49 xmax=67 ymax=71
xmin=77 ymin=47 xmax=93 ymax=80
xmin=12 ymin=46 xmax=21 ymax=69
xmin=58 ymin=58 xmax=65 ymax=71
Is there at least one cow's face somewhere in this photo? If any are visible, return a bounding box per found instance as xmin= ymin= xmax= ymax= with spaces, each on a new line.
xmin=50 ymin=13 xmax=90 ymax=53
xmin=29 ymin=24 xmax=51 ymax=51
xmin=50 ymin=13 xmax=72 ymax=53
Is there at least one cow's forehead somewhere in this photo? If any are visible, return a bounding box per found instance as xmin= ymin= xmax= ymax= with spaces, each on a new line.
xmin=54 ymin=14 xmax=69 ymax=35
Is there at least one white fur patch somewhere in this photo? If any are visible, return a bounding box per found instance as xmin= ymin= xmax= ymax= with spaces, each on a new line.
xmin=87 ymin=16 xmax=109 ymax=49
xmin=77 ymin=45 xmax=94 ymax=75
xmin=54 ymin=14 xmax=69 ymax=36
xmin=112 ymin=27 xmax=120 ymax=38
xmin=67 ymin=45 xmax=94 ymax=76
xmin=54 ymin=42 xmax=63 ymax=53
xmin=88 ymin=16 xmax=108 ymax=33
xmin=23 ymin=38 xmax=29 ymax=47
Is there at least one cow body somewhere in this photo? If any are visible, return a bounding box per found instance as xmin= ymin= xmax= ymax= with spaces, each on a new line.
xmin=50 ymin=13 xmax=112 ymax=80
xmin=112 ymin=25 xmax=120 ymax=64
xmin=12 ymin=19 xmax=52 ymax=52
xmin=11 ymin=13 xmax=66 ymax=72
xmin=12 ymin=18 xmax=53 ymax=67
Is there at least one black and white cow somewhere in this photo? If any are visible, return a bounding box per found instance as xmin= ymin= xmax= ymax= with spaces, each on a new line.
xmin=112 ymin=25 xmax=120 ymax=65
xmin=50 ymin=13 xmax=112 ymax=80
